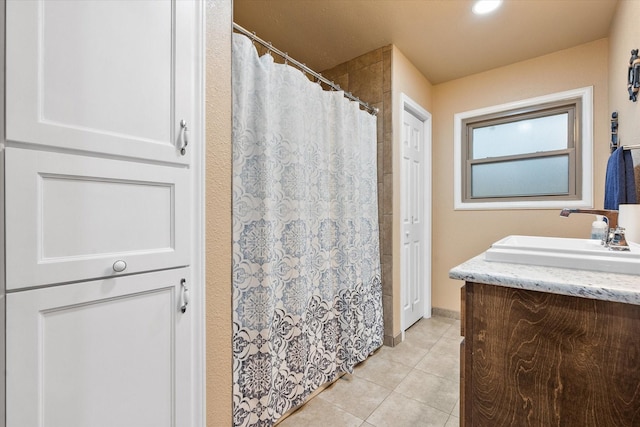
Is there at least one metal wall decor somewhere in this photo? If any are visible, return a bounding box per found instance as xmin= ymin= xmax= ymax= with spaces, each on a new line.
xmin=628 ymin=49 xmax=640 ymax=101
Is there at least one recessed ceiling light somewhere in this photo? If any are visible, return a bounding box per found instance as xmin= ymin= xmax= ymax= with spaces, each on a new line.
xmin=472 ymin=0 xmax=502 ymax=15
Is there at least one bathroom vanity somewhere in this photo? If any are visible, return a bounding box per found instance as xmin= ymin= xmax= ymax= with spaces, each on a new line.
xmin=450 ymin=253 xmax=640 ymax=427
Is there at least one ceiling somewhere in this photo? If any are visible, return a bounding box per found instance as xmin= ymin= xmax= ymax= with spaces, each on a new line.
xmin=233 ymin=0 xmax=618 ymax=85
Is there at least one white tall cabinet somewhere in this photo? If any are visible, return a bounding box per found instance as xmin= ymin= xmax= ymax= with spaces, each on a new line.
xmin=3 ymin=1 xmax=204 ymax=426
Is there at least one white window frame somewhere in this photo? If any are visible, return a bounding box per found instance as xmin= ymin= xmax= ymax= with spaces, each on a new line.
xmin=453 ymin=86 xmax=593 ymax=210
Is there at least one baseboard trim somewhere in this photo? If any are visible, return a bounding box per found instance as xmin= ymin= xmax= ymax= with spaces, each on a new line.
xmin=431 ymin=307 xmax=461 ymax=320
xmin=383 ymin=332 xmax=403 ymax=347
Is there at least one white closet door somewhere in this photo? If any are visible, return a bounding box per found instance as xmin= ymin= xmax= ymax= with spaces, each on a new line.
xmin=6 ymin=268 xmax=192 ymax=427
xmin=5 ymin=0 xmax=197 ymax=164
xmin=5 ymin=147 xmax=190 ymax=290
xmin=401 ymin=108 xmax=426 ymax=330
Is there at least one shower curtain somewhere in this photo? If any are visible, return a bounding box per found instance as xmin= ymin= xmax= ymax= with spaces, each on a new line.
xmin=232 ymin=33 xmax=383 ymax=427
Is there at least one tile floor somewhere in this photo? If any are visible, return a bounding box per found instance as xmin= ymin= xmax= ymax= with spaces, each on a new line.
xmin=278 ymin=316 xmax=461 ymax=427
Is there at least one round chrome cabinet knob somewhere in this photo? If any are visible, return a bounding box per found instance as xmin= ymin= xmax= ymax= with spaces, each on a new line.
xmin=112 ymin=260 xmax=127 ymax=272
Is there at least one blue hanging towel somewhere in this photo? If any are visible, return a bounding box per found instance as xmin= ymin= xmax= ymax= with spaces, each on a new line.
xmin=604 ymin=147 xmax=638 ymax=210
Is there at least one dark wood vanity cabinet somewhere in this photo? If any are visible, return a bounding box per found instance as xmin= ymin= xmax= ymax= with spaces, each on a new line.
xmin=460 ymin=282 xmax=640 ymax=427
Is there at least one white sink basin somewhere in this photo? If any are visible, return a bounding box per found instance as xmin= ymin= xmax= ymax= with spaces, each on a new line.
xmin=485 ymin=235 xmax=640 ymax=275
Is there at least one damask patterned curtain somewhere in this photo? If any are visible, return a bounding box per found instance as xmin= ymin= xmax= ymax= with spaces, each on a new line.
xmin=232 ymin=33 xmax=383 ymax=427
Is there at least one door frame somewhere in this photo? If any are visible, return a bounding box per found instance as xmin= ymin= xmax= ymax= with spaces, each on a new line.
xmin=191 ymin=2 xmax=205 ymax=426
xmin=400 ymin=93 xmax=432 ymax=332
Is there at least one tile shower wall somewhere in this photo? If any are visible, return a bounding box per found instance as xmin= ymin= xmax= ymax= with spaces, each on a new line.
xmin=322 ymin=45 xmax=395 ymax=346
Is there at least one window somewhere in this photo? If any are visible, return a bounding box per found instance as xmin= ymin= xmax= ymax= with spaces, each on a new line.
xmin=454 ymin=87 xmax=593 ymax=210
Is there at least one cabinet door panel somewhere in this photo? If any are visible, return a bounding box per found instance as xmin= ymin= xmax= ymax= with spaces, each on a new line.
xmin=6 ymin=268 xmax=192 ymax=427
xmin=5 ymin=0 xmax=197 ymax=164
xmin=5 ymin=148 xmax=190 ymax=290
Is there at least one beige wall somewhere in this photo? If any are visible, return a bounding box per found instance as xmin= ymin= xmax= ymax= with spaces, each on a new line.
xmin=431 ymin=38 xmax=610 ymax=313
xmin=392 ymin=46 xmax=433 ymax=112
xmin=205 ymin=0 xmax=232 ymax=425
xmin=609 ymin=0 xmax=640 ymax=145
xmin=391 ymin=46 xmax=433 ymax=338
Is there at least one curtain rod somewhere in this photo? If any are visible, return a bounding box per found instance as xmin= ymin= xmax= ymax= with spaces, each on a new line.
xmin=232 ymin=22 xmax=379 ymax=116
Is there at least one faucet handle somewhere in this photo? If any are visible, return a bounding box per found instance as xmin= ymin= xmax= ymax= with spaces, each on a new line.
xmin=607 ymin=227 xmax=630 ymax=251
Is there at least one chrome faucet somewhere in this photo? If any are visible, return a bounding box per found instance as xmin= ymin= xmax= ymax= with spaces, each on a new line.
xmin=559 ymin=208 xmax=619 ymax=228
xmin=559 ymin=208 xmax=630 ymax=251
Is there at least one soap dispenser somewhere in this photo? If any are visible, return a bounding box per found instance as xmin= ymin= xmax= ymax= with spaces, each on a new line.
xmin=591 ymin=215 xmax=608 ymax=240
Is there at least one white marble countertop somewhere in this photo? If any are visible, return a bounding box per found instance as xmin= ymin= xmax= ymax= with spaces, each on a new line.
xmin=449 ymin=253 xmax=640 ymax=305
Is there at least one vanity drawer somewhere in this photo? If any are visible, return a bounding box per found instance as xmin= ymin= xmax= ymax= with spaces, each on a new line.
xmin=5 ymin=148 xmax=190 ymax=289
